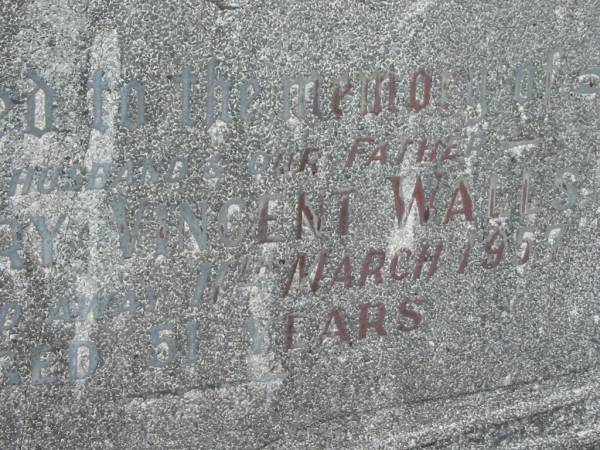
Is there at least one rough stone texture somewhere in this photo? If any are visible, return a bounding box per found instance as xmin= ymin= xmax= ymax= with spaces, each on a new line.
xmin=0 ymin=0 xmax=599 ymax=448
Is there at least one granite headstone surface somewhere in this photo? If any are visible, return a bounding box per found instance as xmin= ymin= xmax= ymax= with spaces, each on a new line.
xmin=1 ymin=0 xmax=600 ymax=448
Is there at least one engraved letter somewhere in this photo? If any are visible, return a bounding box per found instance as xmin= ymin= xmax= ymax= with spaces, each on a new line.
xmin=178 ymin=66 xmax=197 ymax=126
xmin=88 ymin=70 xmax=109 ymax=132
xmin=321 ymin=308 xmax=349 ymax=343
xmin=465 ymin=70 xmax=488 ymax=125
xmin=0 ymin=219 xmax=25 ymax=269
xmin=358 ymin=303 xmax=387 ymax=338
xmin=257 ymin=194 xmax=284 ymax=243
xmin=110 ymin=198 xmax=146 ymax=258
xmin=413 ymin=242 xmax=443 ymax=279
xmin=0 ymin=351 xmax=20 ymax=385
xmin=296 ymin=192 xmax=323 ymax=239
xmin=398 ymin=296 xmax=423 ymax=332
xmin=243 ymin=318 xmax=263 ymax=354
xmin=282 ymin=72 xmax=320 ymax=120
xmin=31 ymin=344 xmax=55 ymax=385
xmin=25 ymin=70 xmax=56 ymax=137
xmin=513 ymin=64 xmax=536 ymax=104
xmin=331 ymin=76 xmax=352 ymax=117
xmin=32 ymin=214 xmax=66 ymax=267
xmin=409 ymin=69 xmax=432 ymax=112
xmin=240 ymin=79 xmax=260 ymax=123
xmin=120 ymin=79 xmax=145 ymax=130
xmin=577 ymin=67 xmax=600 ymax=94
xmin=68 ymin=340 xmax=98 ymax=380
xmin=8 ymin=168 xmax=34 ymax=196
xmin=359 ymin=249 xmax=386 ymax=287
xmin=330 ymin=255 xmax=353 ymax=288
xmin=345 ymin=137 xmax=373 ymax=168
xmin=361 ymin=72 xmax=397 ymax=115
xmin=281 ymin=250 xmax=328 ymax=297
xmin=207 ymin=57 xmax=232 ymax=127
xmin=443 ymin=180 xmax=475 ymax=224
xmin=0 ymin=87 xmax=14 ymax=137
xmin=481 ymin=228 xmax=506 ymax=270
xmin=0 ymin=303 xmax=22 ymax=332
xmin=87 ymin=162 xmax=112 ymax=190
xmin=178 ymin=202 xmax=209 ymax=251
xmin=218 ymin=198 xmax=246 ymax=247
xmin=551 ymin=169 xmax=578 ymax=211
xmin=148 ymin=324 xmax=178 ymax=368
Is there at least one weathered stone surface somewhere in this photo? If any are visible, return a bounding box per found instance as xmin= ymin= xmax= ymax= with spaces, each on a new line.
xmin=1 ymin=0 xmax=599 ymax=448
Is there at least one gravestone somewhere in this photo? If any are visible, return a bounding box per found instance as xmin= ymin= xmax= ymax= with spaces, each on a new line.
xmin=1 ymin=0 xmax=600 ymax=448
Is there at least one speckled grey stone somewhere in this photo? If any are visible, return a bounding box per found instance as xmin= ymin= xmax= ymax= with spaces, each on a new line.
xmin=1 ymin=1 xmax=600 ymax=449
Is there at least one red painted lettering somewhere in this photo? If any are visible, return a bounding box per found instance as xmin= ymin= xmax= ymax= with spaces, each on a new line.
xmin=358 ymin=303 xmax=387 ymax=338
xmin=367 ymin=142 xmax=388 ymax=165
xmin=281 ymin=250 xmax=328 ymax=297
xmin=390 ymin=248 xmax=412 ymax=280
xmin=296 ymin=192 xmax=323 ymax=239
xmin=413 ymin=242 xmax=443 ymax=279
xmin=359 ymin=249 xmax=386 ymax=287
xmin=410 ymin=69 xmax=432 ymax=112
xmin=345 ymin=137 xmax=373 ymax=168
xmin=388 ymin=172 xmax=444 ymax=225
xmin=443 ymin=180 xmax=475 ymax=224
xmin=338 ymin=189 xmax=353 ymax=235
xmin=331 ymin=78 xmax=352 ymax=117
xmin=398 ymin=296 xmax=423 ymax=332
xmin=481 ymin=228 xmax=505 ymax=269
xmin=298 ymin=147 xmax=319 ymax=174
xmin=330 ymin=255 xmax=353 ymax=288
xmin=322 ymin=308 xmax=349 ymax=343
xmin=284 ymin=315 xmax=295 ymax=351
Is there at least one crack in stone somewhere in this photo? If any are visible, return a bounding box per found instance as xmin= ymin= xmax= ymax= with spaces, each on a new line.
xmin=125 ymin=374 xmax=287 ymax=402
xmin=254 ymin=363 xmax=600 ymax=449
xmin=206 ymin=0 xmax=240 ymax=11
